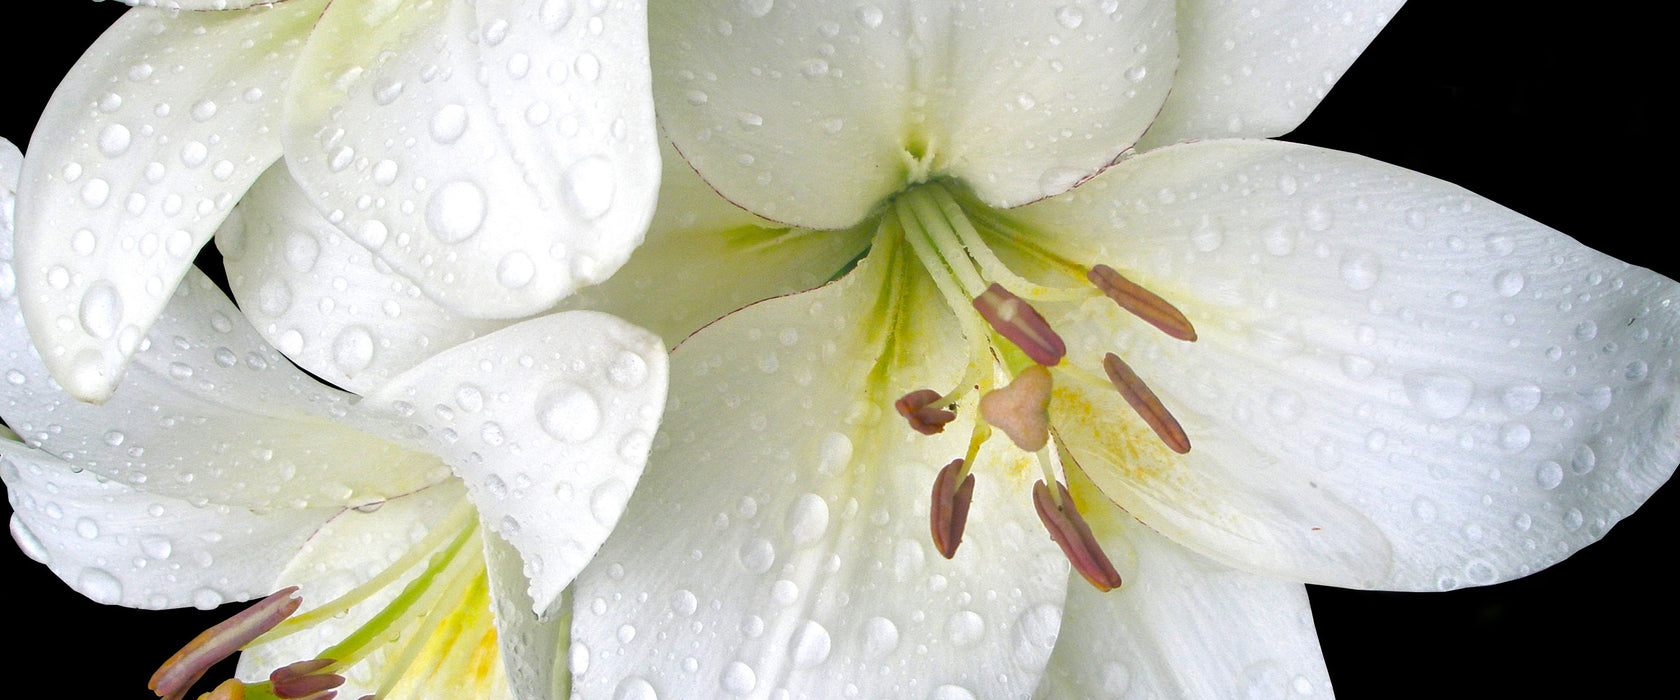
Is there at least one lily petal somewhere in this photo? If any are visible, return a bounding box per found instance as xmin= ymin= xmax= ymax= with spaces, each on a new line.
xmin=1018 ymin=139 xmax=1680 ymax=589
xmin=2 ymin=252 xmax=447 ymax=512
xmin=13 ymin=0 xmax=322 ymax=402
xmin=360 ymin=310 xmax=668 ymax=614
xmin=121 ymin=1 xmax=284 ymax=9
xmin=217 ymin=163 xmax=510 ymax=394
xmin=652 ymin=0 xmax=1177 ymax=229
xmin=1136 ymin=0 xmax=1406 ymax=150
xmin=483 ymin=527 xmax=569 ymax=700
xmin=561 ymin=139 xmax=872 ymax=346
xmin=282 ymin=0 xmax=660 ymax=318
xmin=1036 ymin=471 xmax=1332 ymax=698
xmin=573 ymin=248 xmax=1068 ymax=698
xmin=0 ymin=437 xmax=336 ymax=609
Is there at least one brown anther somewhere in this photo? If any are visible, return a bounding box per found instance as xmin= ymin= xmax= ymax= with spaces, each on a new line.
xmin=896 ymin=389 xmax=956 ymax=434
xmin=1101 ymin=353 xmax=1190 ymax=454
xmin=930 ymin=458 xmax=977 ymax=558
xmin=1088 ymin=264 xmax=1197 ymax=342
xmin=271 ymin=658 xmax=345 ymax=699
xmin=978 ymin=365 xmax=1053 ymax=452
xmin=1032 ymin=480 xmax=1123 ymax=592
xmin=972 ymin=283 xmax=1067 ymax=366
xmin=152 ymin=587 xmax=303 ymax=700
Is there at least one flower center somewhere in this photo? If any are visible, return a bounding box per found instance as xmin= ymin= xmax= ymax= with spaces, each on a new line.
xmin=149 ymin=498 xmax=504 ymax=699
xmin=884 ymin=181 xmax=1196 ymax=591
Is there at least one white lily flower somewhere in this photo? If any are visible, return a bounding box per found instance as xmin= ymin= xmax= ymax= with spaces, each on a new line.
xmin=12 ymin=0 xmax=660 ymax=403
xmin=548 ymin=1 xmax=1679 ymax=698
xmin=0 ymin=138 xmax=669 ymax=698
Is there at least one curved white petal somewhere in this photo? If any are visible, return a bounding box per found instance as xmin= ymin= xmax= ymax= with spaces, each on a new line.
xmin=1135 ymin=0 xmax=1405 ymax=150
xmin=1 ymin=437 xmax=337 ymax=610
xmin=2 ymin=245 xmax=448 ymax=510
xmin=573 ymin=250 xmax=1068 ymax=698
xmin=218 ymin=163 xmax=510 ymax=394
xmin=483 ymin=528 xmax=568 ymax=700
xmin=1017 ymin=139 xmax=1680 ymax=590
xmin=13 ymin=0 xmax=322 ymax=402
xmin=238 ymin=482 xmax=512 ymax=699
xmin=282 ymin=0 xmax=660 ymax=318
xmin=122 ymin=0 xmax=282 ymax=9
xmin=652 ymin=0 xmax=1176 ymax=229
xmin=360 ymin=311 xmax=668 ymax=614
xmin=1036 ymin=478 xmax=1332 ymax=699
xmin=561 ymin=139 xmax=871 ymax=346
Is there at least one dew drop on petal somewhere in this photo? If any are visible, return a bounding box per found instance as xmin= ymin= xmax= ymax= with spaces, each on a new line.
xmin=538 ymin=383 xmax=602 ymax=443
xmin=427 ymin=181 xmax=487 ymax=243
xmin=78 ymin=282 xmax=123 ymax=340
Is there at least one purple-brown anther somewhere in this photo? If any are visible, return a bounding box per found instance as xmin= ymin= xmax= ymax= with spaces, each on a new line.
xmin=973 ymin=283 xmax=1066 ymax=366
xmin=896 ymin=388 xmax=956 ymax=434
xmin=1088 ymin=264 xmax=1197 ymax=342
xmin=271 ymin=658 xmax=346 ymax=699
xmin=930 ymin=458 xmax=977 ymax=558
xmin=1032 ymin=480 xmax=1124 ymax=592
xmin=202 ymin=679 xmax=246 ymax=700
xmin=979 ymin=365 xmax=1053 ymax=452
xmin=1102 ymin=353 xmax=1191 ymax=454
xmin=151 ymin=587 xmax=303 ymax=700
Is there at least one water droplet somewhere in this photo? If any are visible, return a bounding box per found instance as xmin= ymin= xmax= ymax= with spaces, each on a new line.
xmin=429 ymin=104 xmax=469 ymax=144
xmin=856 ymin=4 xmax=884 ymax=27
xmin=332 ymin=326 xmax=375 ymax=374
xmin=98 ymin=124 xmax=132 ymax=156
xmin=862 ymin=616 xmax=900 ymax=659
xmin=497 ymin=252 xmax=536 ymax=289
xmin=1500 ymin=423 xmax=1531 ymax=451
xmin=931 ymin=685 xmax=977 ymax=700
xmin=1038 ymin=167 xmax=1086 ymax=197
xmin=78 ymin=568 xmax=123 ymax=604
xmin=738 ymin=537 xmax=775 ymax=574
xmin=565 ymin=156 xmax=615 ymax=220
xmin=1502 ymin=384 xmax=1542 ymax=415
xmin=1338 ymin=250 xmax=1379 ymax=290
xmin=671 ymin=589 xmax=698 ymax=616
xmin=738 ymin=0 xmax=774 ymax=18
xmin=1403 ymin=371 xmax=1475 ymax=420
xmin=78 ymin=282 xmax=123 ymax=340
xmin=786 ymin=493 xmax=829 ymax=546
xmin=538 ymin=383 xmax=601 ymax=443
xmin=1536 ymin=461 xmax=1563 ymax=490
xmin=607 ymin=350 xmax=649 ymax=388
xmin=791 ymin=620 xmax=832 ymax=668
xmin=946 ymin=610 xmax=984 ymax=647
xmin=720 ymin=661 xmax=757 ymax=695
xmin=1494 ymin=270 xmax=1525 ymax=297
xmin=540 ymin=0 xmax=574 ymax=30
xmin=612 ymin=676 xmax=657 ymax=700
xmin=591 ymin=479 xmax=630 ymax=525
xmin=141 ymin=535 xmax=173 ymax=559
xmin=1011 ymin=603 xmax=1060 ymax=670
xmin=1054 ymin=5 xmax=1085 ymax=28
xmin=1570 ymin=444 xmax=1597 ymax=475
xmin=192 ymin=587 xmax=224 ymax=610
xmin=427 ymin=181 xmax=487 ymax=243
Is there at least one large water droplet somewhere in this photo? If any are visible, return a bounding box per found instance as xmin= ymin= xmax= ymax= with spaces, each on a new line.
xmin=721 ymin=661 xmax=757 ymax=695
xmin=426 ymin=181 xmax=487 ymax=243
xmin=78 ymin=282 xmax=123 ymax=340
xmin=1403 ymin=371 xmax=1475 ymax=420
xmin=791 ymin=620 xmax=832 ymax=668
xmin=538 ymin=383 xmax=602 ymax=443
xmin=786 ymin=493 xmax=829 ymax=546
xmin=565 ymin=156 xmax=616 ymax=220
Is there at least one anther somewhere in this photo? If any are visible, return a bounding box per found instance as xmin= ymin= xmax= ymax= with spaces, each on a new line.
xmin=930 ymin=458 xmax=977 ymax=558
xmin=896 ymin=389 xmax=956 ymax=434
xmin=202 ymin=679 xmax=246 ymax=700
xmin=1032 ymin=480 xmax=1124 ymax=592
xmin=979 ymin=365 xmax=1052 ymax=452
xmin=271 ymin=658 xmax=346 ymax=699
xmin=1088 ymin=264 xmax=1197 ymax=342
xmin=151 ymin=587 xmax=303 ymax=700
xmin=973 ymin=283 xmax=1066 ymax=366
xmin=1101 ymin=353 xmax=1191 ymax=454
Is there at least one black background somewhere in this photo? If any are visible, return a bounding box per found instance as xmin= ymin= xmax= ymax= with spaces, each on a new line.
xmin=3 ymin=2 xmax=1673 ymax=698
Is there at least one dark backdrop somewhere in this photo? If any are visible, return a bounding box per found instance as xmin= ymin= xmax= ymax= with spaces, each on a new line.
xmin=3 ymin=2 xmax=1672 ymax=698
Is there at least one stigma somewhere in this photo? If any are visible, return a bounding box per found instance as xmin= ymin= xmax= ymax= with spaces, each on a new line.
xmin=886 ymin=181 xmax=1197 ymax=590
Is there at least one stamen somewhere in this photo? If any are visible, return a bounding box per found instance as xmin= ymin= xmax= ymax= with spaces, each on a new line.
xmin=1101 ymin=353 xmax=1191 ymax=454
xmin=270 ymin=658 xmax=345 ymax=699
xmin=973 ymin=284 xmax=1066 ymax=366
xmin=151 ymin=587 xmax=303 ymax=700
xmin=1032 ymin=480 xmax=1124 ymax=592
xmin=929 ymin=458 xmax=977 ymax=558
xmin=1088 ymin=264 xmax=1197 ymax=342
xmin=979 ymin=365 xmax=1053 ymax=452
xmin=896 ymin=389 xmax=956 ymax=435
